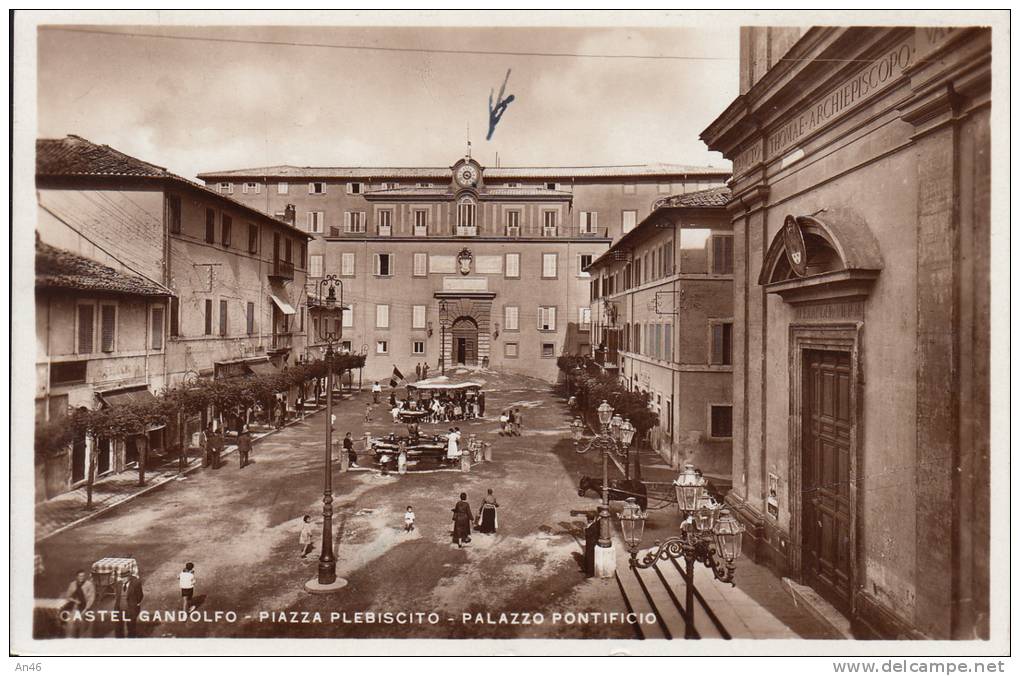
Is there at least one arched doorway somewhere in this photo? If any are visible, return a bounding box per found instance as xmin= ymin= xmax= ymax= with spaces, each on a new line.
xmin=451 ymin=316 xmax=479 ymax=365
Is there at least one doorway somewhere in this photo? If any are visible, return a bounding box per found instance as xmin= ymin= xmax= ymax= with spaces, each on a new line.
xmin=125 ymin=437 xmax=139 ymax=467
xmin=801 ymin=349 xmax=853 ymax=613
xmin=97 ymin=437 xmax=113 ymax=476
xmin=71 ymin=433 xmax=87 ymax=484
xmin=451 ymin=317 xmax=478 ymax=365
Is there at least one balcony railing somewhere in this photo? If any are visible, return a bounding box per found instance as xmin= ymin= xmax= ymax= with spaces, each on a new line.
xmin=271 ymin=332 xmax=293 ymax=350
xmin=270 ymin=259 xmax=294 ymax=281
xmin=456 ymin=226 xmax=478 ymax=237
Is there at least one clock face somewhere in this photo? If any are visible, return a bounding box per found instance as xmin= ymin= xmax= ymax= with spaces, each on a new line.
xmin=457 ymin=165 xmax=478 ymax=186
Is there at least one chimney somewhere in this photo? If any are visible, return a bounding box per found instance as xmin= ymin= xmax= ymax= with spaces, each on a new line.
xmin=283 ymin=204 xmax=296 ymax=226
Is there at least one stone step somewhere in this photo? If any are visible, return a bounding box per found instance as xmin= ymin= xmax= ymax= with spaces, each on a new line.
xmin=631 ymin=561 xmax=689 ymax=639
xmin=657 ymin=558 xmax=731 ymax=639
xmin=613 ymin=546 xmax=667 ymax=639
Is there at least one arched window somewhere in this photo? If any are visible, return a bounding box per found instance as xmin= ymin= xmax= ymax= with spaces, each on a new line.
xmin=457 ymin=196 xmax=477 ymax=229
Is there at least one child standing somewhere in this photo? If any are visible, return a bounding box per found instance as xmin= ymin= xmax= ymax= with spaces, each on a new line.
xmin=404 ymin=506 xmax=415 ymax=533
xmin=299 ymin=515 xmax=314 ymax=558
xmin=179 ymin=562 xmax=196 ymax=612
xmin=364 ymin=403 xmax=373 ymax=423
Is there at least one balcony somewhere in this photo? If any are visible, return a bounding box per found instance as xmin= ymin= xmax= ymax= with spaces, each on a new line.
xmin=271 ymin=332 xmax=293 ymax=351
xmin=456 ymin=226 xmax=478 ymax=237
xmin=269 ymin=259 xmax=294 ymax=281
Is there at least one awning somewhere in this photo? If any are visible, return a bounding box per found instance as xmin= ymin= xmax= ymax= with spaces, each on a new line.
xmin=269 ymin=281 xmax=296 ymax=315
xmin=248 ymin=360 xmax=279 ymax=376
xmin=97 ymin=385 xmax=155 ymax=408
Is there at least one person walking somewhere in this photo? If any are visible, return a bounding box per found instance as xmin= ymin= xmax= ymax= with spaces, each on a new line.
xmin=404 ymin=505 xmax=416 ymax=533
xmin=446 ymin=428 xmax=460 ymax=461
xmin=62 ymin=570 xmax=96 ymax=637
xmin=372 ymin=381 xmax=382 ymax=404
xmin=478 ymin=391 xmax=486 ymax=417
xmin=415 ymin=363 xmax=422 ymax=381
xmin=422 ymin=362 xmax=430 ymax=379
xmin=507 ymin=409 xmax=516 ymax=437
xmin=343 ymin=432 xmax=358 ymax=468
xmin=451 ymin=492 xmax=473 ymax=548
xmin=237 ymin=425 xmax=252 ymax=468
xmin=364 ymin=402 xmax=373 ymax=423
xmin=119 ymin=572 xmax=144 ymax=638
xmin=514 ymin=408 xmax=524 ymax=436
xmin=299 ymin=515 xmax=314 ymax=558
xmin=179 ymin=562 xmax=196 ymax=612
xmin=210 ymin=427 xmax=223 ymax=469
xmin=201 ymin=423 xmax=213 ymax=468
xmin=477 ymin=489 xmax=499 ymax=534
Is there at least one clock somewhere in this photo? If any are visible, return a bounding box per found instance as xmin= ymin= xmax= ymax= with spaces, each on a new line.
xmin=457 ymin=164 xmax=479 ymax=187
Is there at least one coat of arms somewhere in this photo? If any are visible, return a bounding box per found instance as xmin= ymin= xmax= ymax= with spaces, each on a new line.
xmin=782 ymin=214 xmax=808 ymax=277
xmin=457 ymin=247 xmax=472 ymax=275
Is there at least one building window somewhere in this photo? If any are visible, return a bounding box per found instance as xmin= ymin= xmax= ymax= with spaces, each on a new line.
xmin=345 ymin=211 xmax=366 ymax=233
xmin=204 ymin=299 xmax=213 ymax=335
xmin=579 ymin=211 xmax=598 ymax=235
xmin=506 ymin=210 xmax=520 ymax=236
xmin=218 ymin=182 xmax=233 ymax=194
xmin=242 ymin=182 xmax=261 ymax=195
xmin=166 ymin=194 xmax=182 ymax=234
xmin=376 ymin=340 xmax=389 ymax=354
xmin=247 ymin=223 xmax=258 ymax=253
xmin=543 ymin=210 xmax=558 ymax=236
xmin=376 ymin=304 xmax=390 ymax=329
xmin=538 ymin=306 xmax=556 ymax=331
xmin=342 ymin=303 xmax=354 ymax=328
xmin=457 ymin=197 xmax=476 ymax=230
xmin=277 ymin=182 xmax=288 ymax=195
xmin=150 ymin=306 xmax=165 ymax=350
xmin=377 ymin=209 xmax=393 ymax=235
xmin=246 ymin=302 xmax=255 ymax=335
xmin=309 ymin=254 xmax=324 ymax=278
xmin=374 ymin=253 xmax=393 ymax=276
xmin=100 ymin=304 xmax=117 ymax=353
xmin=309 ymin=182 xmax=326 ymax=195
xmin=413 ymin=252 xmax=427 ymax=277
xmin=504 ymin=306 xmax=519 ymax=331
xmin=412 ymin=340 xmax=425 ymax=355
xmin=711 ymin=234 xmax=734 ymax=275
xmin=623 ymin=183 xmax=636 ymax=195
xmin=622 ymin=210 xmax=637 ymax=233
xmin=383 ymin=181 xmax=399 ymax=190
xmin=219 ymin=300 xmax=228 ymax=336
xmin=308 ymin=211 xmax=324 ymax=234
xmin=504 ymin=342 xmax=519 ymax=358
xmin=578 ymin=254 xmax=593 ymax=277
xmin=541 ymin=342 xmax=555 ymax=358
xmin=578 ymin=306 xmax=591 ymax=329
xmin=504 ymin=182 xmax=521 ymax=188
xmin=633 ymin=323 xmax=641 ymax=355
xmin=284 ymin=238 xmax=292 ymax=263
xmin=221 ymin=214 xmax=232 ymax=247
xmin=416 ymin=182 xmax=434 ymax=189
xmin=542 ymin=253 xmax=558 ymax=278
xmin=347 ymin=182 xmax=363 ymax=195
xmin=711 ymin=321 xmax=733 ymax=366
xmin=170 ymin=297 xmax=180 ymax=337
xmin=205 ymin=209 xmax=216 ymax=243
xmin=50 ymin=360 xmax=88 ymax=387
xmin=545 ymin=182 xmax=557 ymax=191
xmin=341 ymin=252 xmax=355 ymax=276
xmin=76 ymin=303 xmax=95 ymax=354
xmin=412 ymin=305 xmax=426 ymax=329
xmin=664 ymin=323 xmax=672 ymax=361
xmin=505 ymin=253 xmax=520 ymax=279
xmin=413 ymin=209 xmax=428 ymax=236
xmin=710 ymin=405 xmax=733 ymax=438
xmin=658 ymin=183 xmax=671 ymax=194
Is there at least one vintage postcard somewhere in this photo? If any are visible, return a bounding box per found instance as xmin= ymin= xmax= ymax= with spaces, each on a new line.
xmin=9 ymin=9 xmax=1010 ymax=660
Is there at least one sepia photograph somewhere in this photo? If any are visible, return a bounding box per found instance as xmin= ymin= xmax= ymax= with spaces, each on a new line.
xmin=9 ymin=9 xmax=1010 ymax=660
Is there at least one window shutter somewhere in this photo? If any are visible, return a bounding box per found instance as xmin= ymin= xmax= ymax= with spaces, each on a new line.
xmin=151 ymin=307 xmax=164 ymax=350
xmin=413 ymin=305 xmax=426 ymax=329
xmin=342 ymin=303 xmax=353 ymax=328
xmin=712 ymin=324 xmax=724 ymax=364
xmin=100 ymin=305 xmax=116 ymax=352
xmin=247 ymin=302 xmax=255 ymax=335
xmin=77 ymin=305 xmax=94 ymax=354
xmin=255 ymin=183 xmax=261 ymax=194
xmin=309 ymin=182 xmax=315 ymax=194
xmin=344 ymin=212 xmax=351 ymax=233
xmin=170 ymin=297 xmax=180 ymax=337
xmin=219 ymin=300 xmax=228 ymax=336
xmin=204 ymin=299 xmax=213 ymax=335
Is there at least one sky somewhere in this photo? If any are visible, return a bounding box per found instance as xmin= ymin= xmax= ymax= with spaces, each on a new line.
xmin=36 ymin=23 xmax=739 ymax=180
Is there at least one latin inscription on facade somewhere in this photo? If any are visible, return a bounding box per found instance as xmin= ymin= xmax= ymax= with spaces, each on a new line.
xmin=443 ymin=277 xmax=488 ymax=292
xmin=475 ymin=255 xmax=503 ymax=274
xmin=429 ymin=255 xmax=457 ymax=274
xmin=732 ymin=137 xmax=764 ymax=178
xmin=767 ymin=37 xmax=914 ymax=158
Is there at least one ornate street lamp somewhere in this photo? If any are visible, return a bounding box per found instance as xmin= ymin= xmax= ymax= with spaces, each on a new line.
xmin=618 ymin=462 xmax=745 ymax=638
xmin=619 ymin=418 xmax=635 ymax=479
xmin=570 ymin=417 xmax=584 ymax=444
xmin=305 ymin=275 xmax=347 ymax=593
xmin=576 ymin=400 xmax=626 ymax=567
xmin=438 ymin=300 xmax=450 ymax=375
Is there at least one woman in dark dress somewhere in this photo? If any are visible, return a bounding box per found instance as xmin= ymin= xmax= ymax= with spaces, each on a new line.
xmin=452 ymin=492 xmax=473 ymax=548
xmin=477 ymin=489 xmax=499 ymax=534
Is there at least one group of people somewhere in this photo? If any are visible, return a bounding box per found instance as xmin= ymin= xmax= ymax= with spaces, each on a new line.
xmin=201 ymin=423 xmax=253 ymax=469
xmin=60 ymin=566 xmax=144 ymax=638
xmin=498 ymin=408 xmax=524 ymax=436
xmin=451 ymin=489 xmax=500 ymax=547
xmin=413 ymin=362 xmax=432 ymax=381
xmin=379 ymin=389 xmax=485 ymax=424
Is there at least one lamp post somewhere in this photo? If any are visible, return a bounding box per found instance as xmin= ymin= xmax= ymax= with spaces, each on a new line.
xmin=305 ymin=274 xmax=348 ymax=593
xmin=438 ymin=300 xmax=450 ymax=375
xmin=573 ymin=400 xmax=626 ymax=576
xmin=618 ymin=463 xmax=745 ymax=638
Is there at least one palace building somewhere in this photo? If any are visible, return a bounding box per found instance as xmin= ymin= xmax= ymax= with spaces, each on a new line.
xmin=199 ymin=155 xmax=728 ymax=382
xmin=702 ymin=27 xmax=990 ymax=639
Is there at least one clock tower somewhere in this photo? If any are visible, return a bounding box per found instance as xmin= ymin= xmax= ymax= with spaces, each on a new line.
xmin=451 ymin=156 xmax=483 ymax=191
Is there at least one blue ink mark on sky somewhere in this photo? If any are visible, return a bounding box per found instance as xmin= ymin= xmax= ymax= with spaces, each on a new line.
xmin=487 ymin=69 xmax=515 ymax=141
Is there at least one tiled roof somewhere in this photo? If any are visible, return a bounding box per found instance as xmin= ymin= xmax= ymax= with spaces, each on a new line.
xmin=37 ymin=136 xmax=311 ymax=239
xmin=36 ymin=240 xmax=170 ymax=296
xmin=198 ymin=162 xmax=728 ymax=180
xmin=37 ymin=136 xmax=170 ymax=177
xmin=653 ymin=185 xmax=731 ymax=209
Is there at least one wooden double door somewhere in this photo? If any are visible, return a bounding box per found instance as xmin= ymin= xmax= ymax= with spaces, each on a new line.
xmin=801 ymin=349 xmax=853 ymax=612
